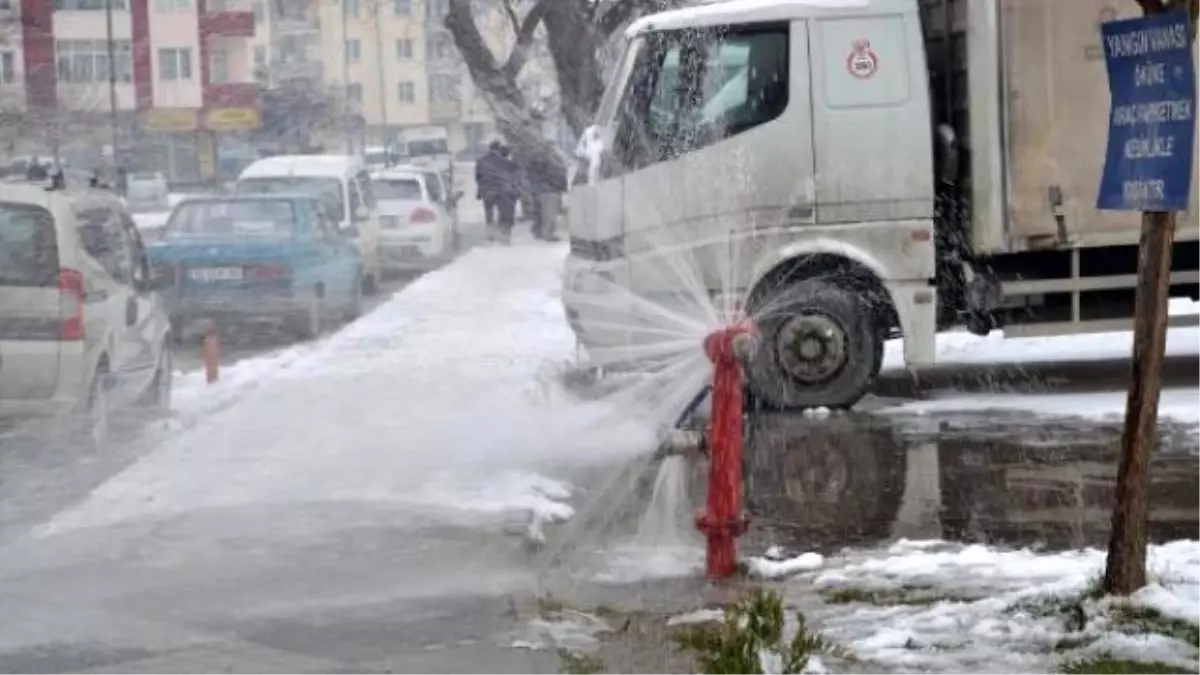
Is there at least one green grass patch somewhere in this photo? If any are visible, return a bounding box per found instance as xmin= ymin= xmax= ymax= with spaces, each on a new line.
xmin=557 ymin=648 xmax=606 ymax=674
xmin=1109 ymin=604 xmax=1200 ymax=648
xmin=820 ymin=584 xmax=977 ymax=607
xmin=1059 ymin=655 xmax=1194 ymax=674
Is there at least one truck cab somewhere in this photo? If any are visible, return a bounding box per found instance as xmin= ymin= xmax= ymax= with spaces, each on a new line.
xmin=564 ymin=0 xmax=940 ymax=409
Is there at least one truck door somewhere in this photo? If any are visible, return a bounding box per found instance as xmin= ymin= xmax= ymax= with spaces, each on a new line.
xmin=614 ymin=20 xmax=815 ymax=322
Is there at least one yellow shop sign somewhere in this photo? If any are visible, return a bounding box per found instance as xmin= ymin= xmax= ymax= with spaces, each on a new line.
xmin=141 ymin=108 xmax=198 ymax=132
xmin=204 ymin=107 xmax=260 ymax=131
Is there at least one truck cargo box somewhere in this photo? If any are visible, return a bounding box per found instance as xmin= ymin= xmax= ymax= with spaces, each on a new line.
xmin=922 ymin=0 xmax=1198 ymax=256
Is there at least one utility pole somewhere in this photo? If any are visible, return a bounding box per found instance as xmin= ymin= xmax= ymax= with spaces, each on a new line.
xmin=1097 ymin=0 xmax=1196 ymax=595
xmin=372 ymin=0 xmax=389 ymax=151
xmin=104 ymin=0 xmax=121 ymax=190
xmin=341 ymin=0 xmax=352 ymax=153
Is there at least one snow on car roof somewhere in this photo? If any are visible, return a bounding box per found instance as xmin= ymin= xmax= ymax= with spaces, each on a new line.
xmin=239 ymin=155 xmax=364 ymax=180
xmin=626 ymin=0 xmax=871 ymax=37
xmin=371 ymin=169 xmax=425 ymax=182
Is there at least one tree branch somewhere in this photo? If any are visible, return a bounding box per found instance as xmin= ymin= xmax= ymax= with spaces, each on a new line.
xmin=596 ymin=0 xmax=675 ymax=35
xmin=501 ymin=0 xmax=553 ymax=78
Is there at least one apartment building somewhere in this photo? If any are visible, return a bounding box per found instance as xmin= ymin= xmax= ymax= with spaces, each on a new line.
xmin=0 ymin=0 xmax=257 ymax=183
xmin=316 ymin=0 xmax=559 ymax=155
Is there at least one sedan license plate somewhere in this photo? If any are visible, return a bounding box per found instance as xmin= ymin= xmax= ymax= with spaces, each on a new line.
xmin=189 ymin=267 xmax=243 ymax=282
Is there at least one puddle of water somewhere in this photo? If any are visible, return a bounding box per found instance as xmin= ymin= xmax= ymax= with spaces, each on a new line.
xmin=739 ymin=411 xmax=1199 ymax=553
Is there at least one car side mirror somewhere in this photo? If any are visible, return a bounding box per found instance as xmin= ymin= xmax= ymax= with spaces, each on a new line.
xmin=343 ymin=224 xmax=361 ymax=238
xmin=354 ymin=205 xmax=370 ymax=222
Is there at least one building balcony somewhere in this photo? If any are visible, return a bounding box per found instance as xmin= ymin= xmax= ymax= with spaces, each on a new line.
xmin=201 ymin=3 xmax=255 ymax=39
xmin=205 ymin=81 xmax=258 ymax=108
xmin=275 ymin=15 xmax=319 ymax=35
xmin=429 ymin=100 xmax=460 ymax=122
xmin=268 ymin=59 xmax=322 ymax=83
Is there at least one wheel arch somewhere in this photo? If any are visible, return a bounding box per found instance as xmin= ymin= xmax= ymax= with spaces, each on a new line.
xmin=747 ymin=242 xmax=899 ymax=334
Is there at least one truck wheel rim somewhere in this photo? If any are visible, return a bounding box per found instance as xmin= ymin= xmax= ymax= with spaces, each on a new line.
xmin=776 ymin=313 xmax=848 ymax=385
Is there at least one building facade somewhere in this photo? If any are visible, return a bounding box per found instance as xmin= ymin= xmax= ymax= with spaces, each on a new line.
xmin=1 ymin=0 xmax=258 ymax=183
xmin=315 ymin=0 xmax=560 ymax=155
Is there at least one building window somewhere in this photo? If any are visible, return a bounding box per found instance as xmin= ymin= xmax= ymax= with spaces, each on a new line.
xmin=210 ymin=51 xmax=228 ymax=84
xmin=397 ymin=80 xmax=415 ymax=103
xmin=345 ymin=39 xmax=361 ymax=62
xmin=251 ymin=1 xmax=265 ymax=22
xmin=344 ymin=0 xmax=360 ymax=17
xmin=395 ymin=39 xmax=413 ymax=60
xmin=52 ymin=0 xmax=129 ymax=9
xmin=427 ymin=33 xmax=456 ymax=61
xmin=429 ymin=74 xmax=458 ymax=102
xmin=158 ymin=47 xmax=193 ymax=81
xmin=393 ymin=0 xmax=411 ymax=14
xmin=0 ymin=52 xmax=13 ymax=85
xmin=155 ymin=0 xmax=190 ymax=11
xmin=347 ymin=82 xmax=362 ymax=102
xmin=56 ymin=40 xmax=133 ymax=84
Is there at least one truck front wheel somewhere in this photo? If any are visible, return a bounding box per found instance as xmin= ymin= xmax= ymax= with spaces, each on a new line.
xmin=747 ymin=279 xmax=883 ymax=410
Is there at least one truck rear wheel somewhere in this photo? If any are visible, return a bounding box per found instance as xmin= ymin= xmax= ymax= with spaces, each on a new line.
xmin=747 ymin=279 xmax=882 ymax=410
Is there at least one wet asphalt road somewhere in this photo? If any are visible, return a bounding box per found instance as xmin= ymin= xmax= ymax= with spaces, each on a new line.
xmin=1 ymin=224 xmax=1197 ymax=671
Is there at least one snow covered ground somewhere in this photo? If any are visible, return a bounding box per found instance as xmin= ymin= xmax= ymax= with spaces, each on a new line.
xmin=38 ymin=242 xmax=659 ymax=537
xmin=878 ymin=301 xmax=1199 ymax=427
xmin=756 ymin=539 xmax=1200 ymax=674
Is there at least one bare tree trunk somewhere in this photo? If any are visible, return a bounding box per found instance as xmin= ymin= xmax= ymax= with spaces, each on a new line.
xmin=541 ymin=2 xmax=605 ymax=138
xmin=444 ymin=0 xmax=565 ymax=176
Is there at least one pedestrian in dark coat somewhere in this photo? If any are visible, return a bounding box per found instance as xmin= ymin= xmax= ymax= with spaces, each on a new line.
xmin=525 ymin=153 xmax=568 ymax=241
xmin=490 ymin=145 xmax=521 ymax=244
xmin=475 ymin=141 xmax=508 ymax=227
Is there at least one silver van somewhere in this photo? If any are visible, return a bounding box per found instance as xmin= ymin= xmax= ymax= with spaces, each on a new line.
xmin=0 ymin=182 xmax=173 ymax=448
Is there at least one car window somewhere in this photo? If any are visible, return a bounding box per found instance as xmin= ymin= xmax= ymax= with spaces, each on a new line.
xmin=348 ymin=180 xmax=363 ymax=217
xmin=356 ymin=170 xmax=377 ymax=208
xmin=0 ymin=202 xmax=58 ymax=287
xmin=375 ymin=178 xmax=424 ymax=201
xmin=77 ymin=206 xmax=135 ymax=283
xmin=311 ymin=202 xmax=339 ymax=242
xmin=119 ymin=212 xmax=151 ymax=285
xmin=613 ymin=23 xmax=789 ymax=172
xmin=237 ymin=176 xmax=346 ymax=222
xmin=423 ymin=173 xmax=444 ymax=202
xmin=165 ymin=200 xmax=297 ymax=238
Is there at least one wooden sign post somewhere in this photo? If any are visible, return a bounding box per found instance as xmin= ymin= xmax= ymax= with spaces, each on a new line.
xmin=1095 ymin=2 xmax=1196 ymax=594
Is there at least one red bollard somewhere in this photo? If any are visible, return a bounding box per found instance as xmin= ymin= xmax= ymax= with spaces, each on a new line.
xmin=202 ymin=323 xmax=220 ymax=385
xmin=695 ymin=324 xmax=754 ymax=579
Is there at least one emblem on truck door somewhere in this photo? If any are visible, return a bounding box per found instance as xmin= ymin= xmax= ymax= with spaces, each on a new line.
xmin=846 ymin=39 xmax=878 ymax=79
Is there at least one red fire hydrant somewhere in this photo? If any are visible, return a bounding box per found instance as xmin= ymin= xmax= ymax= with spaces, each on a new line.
xmin=695 ymin=323 xmax=756 ymax=579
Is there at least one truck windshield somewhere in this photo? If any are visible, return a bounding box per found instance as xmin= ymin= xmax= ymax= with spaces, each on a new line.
xmin=237 ymin=176 xmax=346 ymax=220
xmin=166 ymin=200 xmax=297 ymax=239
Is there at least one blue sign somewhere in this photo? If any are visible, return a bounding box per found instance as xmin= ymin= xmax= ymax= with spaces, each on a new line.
xmin=1097 ymin=11 xmax=1196 ymax=212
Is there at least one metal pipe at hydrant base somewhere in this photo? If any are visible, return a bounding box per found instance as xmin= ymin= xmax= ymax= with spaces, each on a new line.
xmin=694 ymin=323 xmax=755 ymax=579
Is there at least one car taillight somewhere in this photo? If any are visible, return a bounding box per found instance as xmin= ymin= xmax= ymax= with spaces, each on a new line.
xmin=410 ymin=207 xmax=437 ymax=224
xmin=58 ymin=268 xmax=85 ymax=341
xmin=246 ymin=264 xmax=290 ymax=279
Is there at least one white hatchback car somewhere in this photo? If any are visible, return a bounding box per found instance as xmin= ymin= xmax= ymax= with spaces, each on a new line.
xmin=0 ymin=181 xmax=173 ymax=448
xmin=371 ymin=168 xmax=455 ymax=273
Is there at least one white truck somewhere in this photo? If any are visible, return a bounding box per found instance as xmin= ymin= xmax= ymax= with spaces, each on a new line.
xmin=562 ymin=0 xmax=1199 ymax=410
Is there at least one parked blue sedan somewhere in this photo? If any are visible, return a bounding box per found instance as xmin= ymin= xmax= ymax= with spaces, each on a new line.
xmin=147 ymin=195 xmax=364 ymax=340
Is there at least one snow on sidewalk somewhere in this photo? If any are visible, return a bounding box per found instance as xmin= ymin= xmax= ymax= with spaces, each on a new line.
xmin=39 ymin=243 xmax=658 ymax=537
xmin=775 ymin=539 xmax=1200 ymax=674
